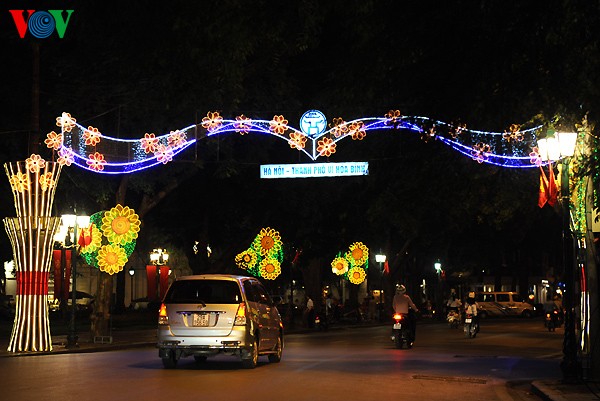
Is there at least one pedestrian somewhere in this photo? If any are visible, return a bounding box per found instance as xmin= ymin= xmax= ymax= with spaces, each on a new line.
xmin=305 ymin=296 xmax=314 ymax=328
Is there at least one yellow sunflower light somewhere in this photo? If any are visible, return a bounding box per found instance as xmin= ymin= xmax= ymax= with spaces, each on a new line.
xmin=97 ymin=243 xmax=128 ymax=275
xmin=346 ymin=242 xmax=369 ymax=266
xmin=253 ymin=227 xmax=282 ymax=256
xmin=331 ymin=257 xmax=349 ymax=275
xmin=259 ymin=258 xmax=281 ymax=280
xmin=101 ymin=204 xmax=141 ymax=245
xmin=235 ymin=249 xmax=258 ymax=270
xmin=348 ymin=267 xmax=366 ymax=285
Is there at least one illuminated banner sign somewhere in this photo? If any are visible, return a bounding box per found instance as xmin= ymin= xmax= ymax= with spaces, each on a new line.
xmin=260 ymin=162 xmax=369 ymax=179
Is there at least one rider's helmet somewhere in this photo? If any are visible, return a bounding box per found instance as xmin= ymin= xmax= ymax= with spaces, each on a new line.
xmin=396 ymin=284 xmax=406 ymax=295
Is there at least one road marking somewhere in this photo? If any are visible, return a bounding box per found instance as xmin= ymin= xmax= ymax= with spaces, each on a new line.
xmin=412 ymin=374 xmax=487 ymax=384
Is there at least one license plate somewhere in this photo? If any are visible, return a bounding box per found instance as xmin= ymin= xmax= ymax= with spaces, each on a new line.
xmin=465 ymin=318 xmax=472 ymax=323
xmin=193 ymin=313 xmax=209 ymax=327
xmin=393 ymin=323 xmax=402 ymax=329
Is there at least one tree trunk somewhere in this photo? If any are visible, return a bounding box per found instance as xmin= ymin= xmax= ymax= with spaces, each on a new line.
xmin=90 ymin=272 xmax=113 ymax=339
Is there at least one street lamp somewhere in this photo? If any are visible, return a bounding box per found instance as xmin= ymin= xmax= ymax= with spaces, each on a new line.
xmin=55 ymin=211 xmax=90 ymax=349
xmin=434 ymin=260 xmax=443 ymax=320
xmin=537 ymin=130 xmax=579 ymax=382
xmin=128 ymin=268 xmax=135 ymax=307
xmin=375 ymin=254 xmax=386 ymax=318
xmin=149 ymin=248 xmax=169 ymax=301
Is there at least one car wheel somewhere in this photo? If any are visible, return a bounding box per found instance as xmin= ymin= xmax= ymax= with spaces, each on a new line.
xmin=268 ymin=334 xmax=283 ymax=363
xmin=242 ymin=338 xmax=258 ymax=369
xmin=522 ymin=310 xmax=532 ymax=318
xmin=162 ymin=354 xmax=178 ymax=369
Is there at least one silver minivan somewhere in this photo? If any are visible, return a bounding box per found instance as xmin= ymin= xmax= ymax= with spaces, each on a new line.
xmin=157 ymin=274 xmax=283 ymax=369
xmin=475 ymin=291 xmax=534 ymax=318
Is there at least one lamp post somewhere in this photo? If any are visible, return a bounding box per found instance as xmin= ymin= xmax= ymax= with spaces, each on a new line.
xmin=128 ymin=268 xmax=135 ymax=307
xmin=56 ymin=211 xmax=90 ymax=349
xmin=149 ymin=248 xmax=169 ymax=301
xmin=537 ymin=130 xmax=579 ymax=382
xmin=376 ymin=254 xmax=386 ymax=320
xmin=434 ymin=260 xmax=443 ymax=320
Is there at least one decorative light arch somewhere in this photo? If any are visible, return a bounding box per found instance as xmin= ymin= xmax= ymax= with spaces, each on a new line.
xmin=49 ymin=111 xmax=550 ymax=174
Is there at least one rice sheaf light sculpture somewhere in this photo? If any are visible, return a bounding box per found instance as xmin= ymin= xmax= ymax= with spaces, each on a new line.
xmin=4 ymin=157 xmax=62 ymax=352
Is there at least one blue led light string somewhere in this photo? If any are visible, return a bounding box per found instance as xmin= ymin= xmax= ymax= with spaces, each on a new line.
xmin=56 ymin=112 xmax=548 ymax=173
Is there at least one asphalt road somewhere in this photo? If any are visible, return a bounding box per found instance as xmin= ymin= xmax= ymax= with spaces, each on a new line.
xmin=1 ymin=318 xmax=562 ymax=401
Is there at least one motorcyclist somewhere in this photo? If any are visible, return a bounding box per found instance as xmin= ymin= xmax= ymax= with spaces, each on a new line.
xmin=392 ymin=284 xmax=419 ymax=342
xmin=464 ymin=292 xmax=479 ymax=332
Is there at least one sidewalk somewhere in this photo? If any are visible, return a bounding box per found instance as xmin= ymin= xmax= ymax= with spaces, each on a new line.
xmin=1 ymin=318 xmax=599 ymax=401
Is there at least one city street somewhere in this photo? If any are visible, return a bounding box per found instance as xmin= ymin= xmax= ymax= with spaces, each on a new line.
xmin=0 ymin=318 xmax=563 ymax=400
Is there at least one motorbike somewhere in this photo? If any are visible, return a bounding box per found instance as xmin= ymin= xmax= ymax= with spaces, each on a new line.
xmin=391 ymin=313 xmax=413 ymax=349
xmin=545 ymin=308 xmax=562 ymax=332
xmin=464 ymin=313 xmax=478 ymax=338
xmin=447 ymin=310 xmax=460 ymax=328
xmin=315 ymin=313 xmax=328 ymax=331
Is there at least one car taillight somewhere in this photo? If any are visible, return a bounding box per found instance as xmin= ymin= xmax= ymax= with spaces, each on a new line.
xmin=158 ymin=303 xmax=168 ymax=325
xmin=393 ymin=313 xmax=403 ymax=321
xmin=234 ymin=302 xmax=247 ymax=326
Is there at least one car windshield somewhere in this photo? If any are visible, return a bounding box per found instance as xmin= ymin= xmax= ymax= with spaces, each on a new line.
xmin=164 ymin=280 xmax=242 ymax=304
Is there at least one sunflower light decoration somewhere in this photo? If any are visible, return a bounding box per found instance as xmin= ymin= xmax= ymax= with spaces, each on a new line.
xmin=80 ymin=204 xmax=140 ymax=275
xmin=235 ymin=227 xmax=283 ymax=280
xmin=331 ymin=242 xmax=369 ymax=285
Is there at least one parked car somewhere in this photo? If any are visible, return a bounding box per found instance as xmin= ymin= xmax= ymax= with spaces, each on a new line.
xmin=475 ymin=291 xmax=534 ymax=318
xmin=157 ymin=274 xmax=283 ymax=369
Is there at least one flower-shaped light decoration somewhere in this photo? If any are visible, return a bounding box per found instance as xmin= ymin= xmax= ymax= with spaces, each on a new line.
xmin=331 ymin=256 xmax=349 ymax=275
xmin=234 ymin=114 xmax=252 ymax=135
xmin=260 ymin=258 xmax=281 ymax=280
xmin=25 ymin=154 xmax=45 ymax=174
xmin=450 ymin=122 xmax=467 ymax=139
xmin=253 ymin=227 xmax=282 ymax=257
xmin=82 ymin=208 xmax=138 ymax=275
xmin=101 ymin=204 xmax=141 ymax=245
xmin=289 ymin=132 xmax=307 ymax=150
xmin=317 ymin=137 xmax=336 ymax=157
xmin=346 ymin=242 xmax=369 ymax=266
xmin=57 ymin=148 xmax=74 ymax=166
xmin=80 ymin=224 xmax=102 ymax=255
xmin=529 ymin=147 xmax=543 ymax=167
xmin=84 ymin=126 xmax=102 ymax=146
xmin=87 ymin=152 xmax=107 ymax=171
xmin=154 ymin=144 xmax=174 ymax=165
xmin=201 ymin=111 xmax=223 ymax=132
xmin=237 ymin=227 xmax=284 ymax=280
xmin=347 ymin=267 xmax=366 ymax=285
xmin=38 ymin=172 xmax=55 ymax=192
xmin=503 ymin=124 xmax=523 ymax=143
xmin=45 ymin=131 xmax=63 ymax=150
xmin=471 ymin=142 xmax=491 ymax=164
xmin=269 ymin=115 xmax=288 ymax=135
xmin=330 ymin=117 xmax=348 ymax=138
xmin=235 ymin=249 xmax=258 ymax=270
xmin=56 ymin=112 xmax=77 ymax=133
xmin=168 ymin=130 xmax=187 ymax=148
xmin=97 ymin=243 xmax=128 ymax=275
xmin=349 ymin=121 xmax=366 ymax=141
xmin=421 ymin=125 xmax=437 ymax=143
xmin=140 ymin=133 xmax=159 ymax=154
xmin=9 ymin=172 xmax=30 ymax=193
xmin=384 ymin=109 xmax=402 ymax=127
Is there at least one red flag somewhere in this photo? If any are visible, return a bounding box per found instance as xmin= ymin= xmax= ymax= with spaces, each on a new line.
xmin=538 ymin=166 xmax=549 ymax=208
xmin=383 ymin=260 xmax=390 ymax=275
xmin=547 ymin=163 xmax=558 ymax=206
xmin=78 ymin=225 xmax=93 ymax=248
